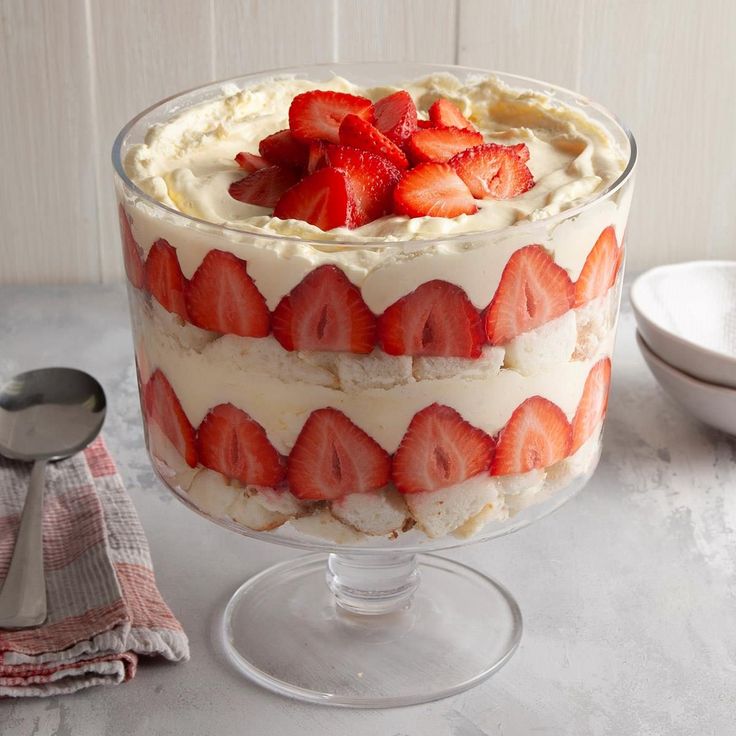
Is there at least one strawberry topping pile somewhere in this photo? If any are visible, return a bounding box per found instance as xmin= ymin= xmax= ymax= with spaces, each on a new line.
xmin=229 ymin=89 xmax=535 ymax=230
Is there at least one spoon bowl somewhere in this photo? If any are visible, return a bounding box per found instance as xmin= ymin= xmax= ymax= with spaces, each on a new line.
xmin=0 ymin=368 xmax=106 ymax=462
xmin=0 ymin=367 xmax=106 ymax=628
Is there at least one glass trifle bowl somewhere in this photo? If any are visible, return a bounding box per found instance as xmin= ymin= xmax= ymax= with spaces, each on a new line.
xmin=112 ymin=62 xmax=636 ymax=706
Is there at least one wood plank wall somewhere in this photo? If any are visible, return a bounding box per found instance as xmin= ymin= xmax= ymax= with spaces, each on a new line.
xmin=1 ymin=0 xmax=734 ymax=283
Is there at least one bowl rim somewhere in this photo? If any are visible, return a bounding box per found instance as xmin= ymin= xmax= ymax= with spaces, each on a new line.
xmin=111 ymin=61 xmax=637 ymax=249
xmin=630 ymin=260 xmax=736 ymax=369
xmin=636 ymin=329 xmax=736 ymax=395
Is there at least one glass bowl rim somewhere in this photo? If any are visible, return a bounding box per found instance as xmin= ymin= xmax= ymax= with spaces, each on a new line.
xmin=112 ymin=61 xmax=637 ymax=249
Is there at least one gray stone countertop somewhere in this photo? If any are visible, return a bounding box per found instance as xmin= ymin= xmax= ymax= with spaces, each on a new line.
xmin=0 ymin=283 xmax=734 ymax=736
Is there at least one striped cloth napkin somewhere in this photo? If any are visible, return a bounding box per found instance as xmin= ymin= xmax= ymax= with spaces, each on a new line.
xmin=0 ymin=436 xmax=189 ymax=697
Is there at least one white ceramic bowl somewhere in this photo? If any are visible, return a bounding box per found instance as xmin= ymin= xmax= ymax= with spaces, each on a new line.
xmin=630 ymin=261 xmax=736 ymax=388
xmin=637 ymin=331 xmax=736 ymax=436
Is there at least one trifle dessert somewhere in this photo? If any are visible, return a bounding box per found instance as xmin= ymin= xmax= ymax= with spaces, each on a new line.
xmin=116 ymin=66 xmax=634 ymax=547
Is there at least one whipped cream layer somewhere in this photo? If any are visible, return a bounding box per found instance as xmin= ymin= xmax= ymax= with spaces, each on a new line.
xmin=125 ymin=190 xmax=629 ymax=314
xmin=125 ymin=73 xmax=628 ymax=243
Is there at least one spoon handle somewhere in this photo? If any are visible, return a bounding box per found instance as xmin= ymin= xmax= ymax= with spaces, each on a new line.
xmin=0 ymin=459 xmax=48 ymax=628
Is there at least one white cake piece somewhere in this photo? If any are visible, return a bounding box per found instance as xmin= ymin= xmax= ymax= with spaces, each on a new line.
xmin=188 ymin=470 xmax=299 ymax=530
xmin=150 ymin=299 xmax=218 ymax=352
xmin=134 ymin=337 xmax=153 ymax=384
xmin=187 ymin=468 xmax=239 ymax=518
xmin=296 ymin=350 xmax=339 ymax=374
xmin=498 ymin=468 xmax=546 ymax=516
xmin=226 ymin=488 xmax=292 ymax=532
xmin=330 ymin=486 xmax=409 ymax=536
xmin=128 ymin=288 xmax=151 ymax=333
xmin=504 ymin=311 xmax=577 ymax=376
xmin=574 ymin=296 xmax=612 ymax=361
xmin=609 ymin=274 xmax=623 ymax=326
xmin=545 ymin=425 xmax=602 ymax=495
xmin=335 ymin=350 xmax=413 ymax=392
xmin=295 ymin=349 xmax=414 ymax=392
xmin=500 ymin=468 xmax=547 ymax=495
xmin=147 ymin=420 xmax=198 ymax=491
xmin=574 ymin=271 xmax=623 ymax=361
xmin=453 ymin=501 xmax=509 ymax=539
xmin=568 ymin=429 xmax=603 ymax=476
xmin=291 ymin=508 xmax=365 ymax=544
xmin=252 ymin=486 xmax=303 ymax=516
xmin=405 ymin=474 xmax=503 ymax=539
xmin=205 ymin=335 xmax=338 ymax=388
xmin=413 ymin=345 xmax=505 ymax=381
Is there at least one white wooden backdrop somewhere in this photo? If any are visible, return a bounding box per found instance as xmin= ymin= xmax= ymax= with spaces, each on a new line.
xmin=1 ymin=0 xmax=734 ymax=284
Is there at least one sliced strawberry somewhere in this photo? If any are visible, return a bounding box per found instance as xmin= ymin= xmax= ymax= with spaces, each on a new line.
xmin=289 ymin=90 xmax=374 ymax=144
xmin=491 ymin=396 xmax=572 ymax=476
xmin=373 ymin=90 xmax=418 ymax=146
xmin=287 ymin=408 xmax=390 ymax=500
xmin=378 ymin=280 xmax=484 ymax=357
xmin=324 ymin=144 xmax=402 ymax=225
xmin=428 ymin=98 xmax=477 ymax=131
xmin=574 ymin=226 xmax=620 ymax=307
xmin=234 ymin=151 xmax=269 ymax=173
xmin=393 ymin=162 xmax=477 ymax=218
xmin=185 ymin=249 xmax=270 ymax=337
xmin=273 ymin=167 xmax=356 ymax=230
xmin=450 ymin=143 xmax=534 ymax=199
xmin=145 ymin=239 xmax=188 ymax=319
xmin=272 ymin=264 xmax=376 ymax=353
xmin=258 ymin=129 xmax=308 ymax=169
xmin=485 ymin=245 xmax=574 ymax=345
xmin=393 ymin=404 xmax=495 ymax=494
xmin=118 ymin=204 xmax=144 ymax=289
xmin=338 ymin=113 xmax=409 ymax=169
xmin=407 ymin=126 xmax=483 ymax=164
xmin=307 ymin=141 xmax=326 ymax=173
xmin=197 ymin=403 xmax=285 ymax=486
xmin=417 ymin=119 xmax=435 ymax=129
xmin=571 ymin=358 xmax=612 ymax=452
xmin=144 ymin=369 xmax=197 ymax=467
xmin=510 ymin=142 xmax=530 ymax=163
xmin=228 ymin=166 xmax=300 ymax=208
xmin=616 ymin=238 xmax=626 ymax=276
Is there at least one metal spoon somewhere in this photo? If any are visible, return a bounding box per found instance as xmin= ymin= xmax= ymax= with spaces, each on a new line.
xmin=0 ymin=368 xmax=106 ymax=628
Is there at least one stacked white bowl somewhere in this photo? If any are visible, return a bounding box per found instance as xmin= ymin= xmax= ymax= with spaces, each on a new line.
xmin=631 ymin=261 xmax=736 ymax=436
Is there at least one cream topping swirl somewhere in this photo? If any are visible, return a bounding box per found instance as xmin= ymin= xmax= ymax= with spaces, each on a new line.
xmin=125 ymin=73 xmax=627 ymax=242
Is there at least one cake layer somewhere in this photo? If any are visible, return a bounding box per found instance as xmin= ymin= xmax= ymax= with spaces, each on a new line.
xmin=169 ymin=427 xmax=602 ymax=543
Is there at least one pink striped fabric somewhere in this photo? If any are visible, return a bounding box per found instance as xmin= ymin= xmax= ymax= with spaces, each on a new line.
xmin=0 ymin=436 xmax=189 ymax=697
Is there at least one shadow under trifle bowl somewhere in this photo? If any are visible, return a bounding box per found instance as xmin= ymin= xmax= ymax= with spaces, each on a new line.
xmin=112 ymin=62 xmax=637 ymax=707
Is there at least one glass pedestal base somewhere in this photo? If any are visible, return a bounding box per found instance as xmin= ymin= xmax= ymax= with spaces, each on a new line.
xmin=221 ymin=553 xmax=522 ymax=707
